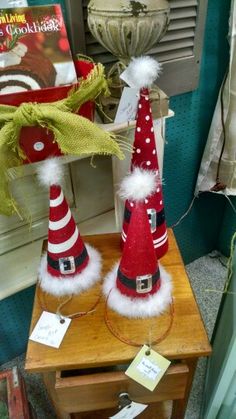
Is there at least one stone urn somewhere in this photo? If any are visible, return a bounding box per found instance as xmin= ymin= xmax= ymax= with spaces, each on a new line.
xmin=87 ymin=0 xmax=170 ymax=63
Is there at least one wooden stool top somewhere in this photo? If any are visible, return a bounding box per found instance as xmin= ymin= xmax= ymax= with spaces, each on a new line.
xmin=25 ymin=230 xmax=211 ymax=373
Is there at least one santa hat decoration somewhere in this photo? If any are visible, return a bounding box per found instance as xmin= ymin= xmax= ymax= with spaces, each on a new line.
xmin=104 ymin=168 xmax=172 ymax=318
xmin=121 ymin=56 xmax=168 ymax=259
xmin=37 ymin=158 xmax=101 ymax=297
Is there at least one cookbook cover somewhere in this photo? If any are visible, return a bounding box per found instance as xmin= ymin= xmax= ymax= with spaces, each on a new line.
xmin=0 ymin=4 xmax=77 ymax=94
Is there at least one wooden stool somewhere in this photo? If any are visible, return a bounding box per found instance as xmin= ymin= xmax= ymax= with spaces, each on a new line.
xmin=25 ymin=230 xmax=211 ymax=418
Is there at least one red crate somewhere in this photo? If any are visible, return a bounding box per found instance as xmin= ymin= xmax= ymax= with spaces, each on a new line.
xmin=0 ymin=60 xmax=95 ymax=163
xmin=0 ymin=367 xmax=30 ymax=419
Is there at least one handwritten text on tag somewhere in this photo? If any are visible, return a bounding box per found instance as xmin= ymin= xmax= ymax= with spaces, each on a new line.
xmin=136 ymin=357 xmax=162 ymax=381
xmin=114 ymin=87 xmax=139 ymax=124
xmin=29 ymin=311 xmax=71 ymax=348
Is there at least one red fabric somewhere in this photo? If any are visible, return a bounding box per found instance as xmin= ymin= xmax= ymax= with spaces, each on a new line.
xmin=49 ymin=186 xmax=68 ymax=221
xmin=47 ymin=184 xmax=89 ymax=278
xmin=117 ymin=201 xmax=160 ymax=298
xmin=121 ymin=87 xmax=168 ymax=259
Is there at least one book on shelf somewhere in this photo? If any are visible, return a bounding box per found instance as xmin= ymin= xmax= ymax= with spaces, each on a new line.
xmin=0 ymin=4 xmax=77 ymax=94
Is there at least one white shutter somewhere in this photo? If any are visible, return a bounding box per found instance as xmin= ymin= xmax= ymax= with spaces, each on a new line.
xmin=65 ymin=0 xmax=208 ymax=95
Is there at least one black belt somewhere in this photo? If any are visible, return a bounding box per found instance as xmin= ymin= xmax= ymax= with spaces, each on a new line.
xmin=117 ymin=267 xmax=160 ymax=290
xmin=47 ymin=247 xmax=88 ymax=271
xmin=124 ymin=206 xmax=165 ymax=226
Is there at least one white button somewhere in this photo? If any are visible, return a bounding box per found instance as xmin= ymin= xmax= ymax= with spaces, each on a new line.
xmin=136 ymin=148 xmax=141 ymax=153
xmin=145 ymin=115 xmax=150 ymax=121
xmin=33 ymin=141 xmax=45 ymax=151
xmin=146 ymin=161 xmax=151 ymax=166
xmin=152 ymin=149 xmax=156 ymax=154
xmin=137 ymin=127 xmax=141 ymax=132
xmin=145 ymin=138 xmax=150 ymax=143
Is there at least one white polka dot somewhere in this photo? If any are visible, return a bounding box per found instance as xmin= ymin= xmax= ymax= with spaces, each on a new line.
xmin=139 ymin=104 xmax=142 ymax=109
xmin=160 ymin=200 xmax=163 ymax=205
xmin=150 ymin=108 xmax=152 ymax=113
xmin=145 ymin=96 xmax=149 ymax=101
xmin=152 ymin=149 xmax=156 ymax=154
xmin=151 ymin=127 xmax=154 ymax=132
xmin=130 ymin=202 xmax=134 ymax=207
xmin=145 ymin=199 xmax=149 ymax=204
xmin=136 ymin=148 xmax=141 ymax=154
xmin=145 ymin=115 xmax=150 ymax=121
xmin=146 ymin=161 xmax=151 ymax=166
xmin=145 ymin=138 xmax=150 ymax=143
xmin=155 ymin=170 xmax=159 ymax=175
xmin=33 ymin=141 xmax=44 ymax=151
xmin=157 ymin=188 xmax=160 ymax=193
xmin=137 ymin=127 xmax=141 ymax=132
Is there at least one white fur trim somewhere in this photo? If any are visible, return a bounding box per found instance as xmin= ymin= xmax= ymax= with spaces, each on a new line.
xmin=119 ymin=167 xmax=158 ymax=202
xmin=126 ymin=56 xmax=162 ymax=88
xmin=103 ymin=262 xmax=172 ymax=318
xmin=38 ymin=243 xmax=102 ymax=296
xmin=37 ymin=158 xmax=64 ymax=187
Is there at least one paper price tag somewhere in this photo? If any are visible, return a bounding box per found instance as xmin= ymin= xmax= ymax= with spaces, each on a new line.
xmin=109 ymin=401 xmax=148 ymax=419
xmin=125 ymin=345 xmax=171 ymax=392
xmin=114 ymin=87 xmax=139 ymax=124
xmin=120 ymin=68 xmax=137 ymax=88
xmin=29 ymin=311 xmax=71 ymax=348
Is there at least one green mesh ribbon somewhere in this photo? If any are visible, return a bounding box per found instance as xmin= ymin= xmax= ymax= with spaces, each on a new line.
xmin=0 ymin=63 xmax=124 ymax=216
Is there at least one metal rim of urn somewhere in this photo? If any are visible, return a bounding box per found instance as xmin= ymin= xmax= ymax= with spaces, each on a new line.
xmin=87 ymin=0 xmax=170 ymax=15
xmin=87 ymin=1 xmax=170 ymax=61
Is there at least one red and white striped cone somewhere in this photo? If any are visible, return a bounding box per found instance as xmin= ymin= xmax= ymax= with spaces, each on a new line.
xmin=104 ymin=168 xmax=172 ymax=318
xmin=121 ymin=57 xmax=168 ymax=259
xmin=37 ymin=158 xmax=101 ymax=297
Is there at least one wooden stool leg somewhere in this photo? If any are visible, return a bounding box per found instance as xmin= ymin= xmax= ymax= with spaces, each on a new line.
xmin=43 ymin=372 xmax=71 ymax=419
xmin=171 ymin=358 xmax=198 ymax=419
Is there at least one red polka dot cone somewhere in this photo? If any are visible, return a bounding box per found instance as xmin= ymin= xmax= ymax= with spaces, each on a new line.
xmin=121 ymin=56 xmax=168 ymax=259
xmin=103 ymin=168 xmax=172 ymax=318
xmin=37 ymin=158 xmax=102 ymax=297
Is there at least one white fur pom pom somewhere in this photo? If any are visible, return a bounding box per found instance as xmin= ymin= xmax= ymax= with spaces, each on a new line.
xmin=119 ymin=167 xmax=157 ymax=202
xmin=37 ymin=158 xmax=64 ymax=187
xmin=126 ymin=56 xmax=162 ymax=88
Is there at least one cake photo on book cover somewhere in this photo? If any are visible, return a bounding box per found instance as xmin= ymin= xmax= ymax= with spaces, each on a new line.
xmin=0 ymin=4 xmax=77 ymax=94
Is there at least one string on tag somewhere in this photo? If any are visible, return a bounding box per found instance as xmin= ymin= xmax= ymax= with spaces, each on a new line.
xmin=37 ymin=282 xmax=101 ymax=320
xmin=104 ymin=288 xmax=174 ymax=347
